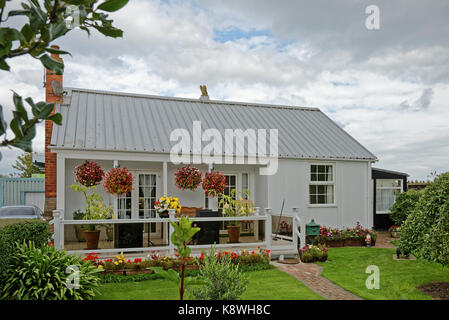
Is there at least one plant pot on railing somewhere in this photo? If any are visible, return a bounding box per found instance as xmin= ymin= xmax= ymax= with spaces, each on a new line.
xmin=84 ymin=230 xmax=101 ymax=250
xmin=227 ymin=225 xmax=241 ymax=243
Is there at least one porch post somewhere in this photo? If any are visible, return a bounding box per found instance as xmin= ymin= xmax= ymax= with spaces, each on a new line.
xmin=254 ymin=207 xmax=260 ymax=241
xmin=52 ymin=209 xmax=63 ymax=249
xmin=56 ymin=154 xmax=65 ymax=215
xmin=265 ymin=208 xmax=272 ymax=251
xmin=163 ymin=162 xmax=168 ymax=244
xmin=163 ymin=161 xmax=168 ymax=196
xmin=168 ymin=209 xmax=176 ymax=255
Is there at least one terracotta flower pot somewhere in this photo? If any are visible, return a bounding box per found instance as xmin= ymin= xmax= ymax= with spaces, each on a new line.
xmin=227 ymin=226 xmax=241 ymax=243
xmin=84 ymin=230 xmax=101 ymax=250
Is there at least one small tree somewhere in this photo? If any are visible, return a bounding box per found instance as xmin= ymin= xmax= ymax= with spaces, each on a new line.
xmin=150 ymin=217 xmax=204 ymax=300
xmin=12 ymin=152 xmax=42 ymax=177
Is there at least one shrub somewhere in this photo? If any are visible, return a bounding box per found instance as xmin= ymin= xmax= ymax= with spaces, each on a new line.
xmin=298 ymin=244 xmax=328 ymax=263
xmin=399 ymin=172 xmax=449 ymax=266
xmin=390 ymin=189 xmax=422 ymax=226
xmin=188 ymin=247 xmax=249 ymax=300
xmin=1 ymin=241 xmax=101 ymax=300
xmin=0 ymin=220 xmax=52 ymax=279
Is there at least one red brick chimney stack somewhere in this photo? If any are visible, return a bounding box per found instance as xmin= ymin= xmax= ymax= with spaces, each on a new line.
xmin=44 ymin=45 xmax=63 ymax=217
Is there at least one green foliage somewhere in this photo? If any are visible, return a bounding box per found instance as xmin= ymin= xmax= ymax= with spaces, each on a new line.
xmin=399 ymin=172 xmax=449 ymax=266
xmin=218 ymin=189 xmax=254 ymax=226
xmin=11 ymin=152 xmax=42 ymax=177
xmin=188 ymin=247 xmax=249 ymax=300
xmin=169 ymin=216 xmax=200 ymax=259
xmin=390 ymin=189 xmax=422 ymax=226
xmin=149 ymin=217 xmax=201 ymax=300
xmin=0 ymin=220 xmax=51 ymax=279
xmin=0 ymin=0 xmax=128 ymax=156
xmin=298 ymin=244 xmax=328 ymax=263
xmin=69 ymin=184 xmax=113 ymax=230
xmin=1 ymin=241 xmax=101 ymax=300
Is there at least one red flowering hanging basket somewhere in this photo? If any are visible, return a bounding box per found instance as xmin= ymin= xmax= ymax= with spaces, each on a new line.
xmin=74 ymin=160 xmax=104 ymax=187
xmin=103 ymin=167 xmax=134 ymax=195
xmin=174 ymin=166 xmax=203 ymax=191
xmin=202 ymin=171 xmax=227 ymax=197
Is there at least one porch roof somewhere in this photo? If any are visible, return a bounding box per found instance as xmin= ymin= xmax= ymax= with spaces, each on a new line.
xmin=51 ymin=87 xmax=377 ymax=161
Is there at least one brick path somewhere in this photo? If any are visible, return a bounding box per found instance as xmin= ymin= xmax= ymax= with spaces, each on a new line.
xmin=273 ymin=262 xmax=363 ymax=300
xmin=374 ymin=231 xmax=397 ymax=248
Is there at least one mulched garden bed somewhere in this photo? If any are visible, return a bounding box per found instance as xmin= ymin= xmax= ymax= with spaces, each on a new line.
xmin=418 ymin=282 xmax=449 ymax=300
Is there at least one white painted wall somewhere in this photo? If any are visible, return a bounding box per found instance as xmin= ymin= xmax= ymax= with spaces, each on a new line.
xmin=265 ymin=159 xmax=372 ymax=229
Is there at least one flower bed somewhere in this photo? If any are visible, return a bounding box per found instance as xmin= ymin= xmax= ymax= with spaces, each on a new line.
xmin=315 ymin=223 xmax=377 ymax=247
xmin=298 ymin=245 xmax=328 ymax=263
xmin=84 ymin=248 xmax=271 ymax=276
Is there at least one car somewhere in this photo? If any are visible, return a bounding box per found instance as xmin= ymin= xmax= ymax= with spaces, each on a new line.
xmin=0 ymin=205 xmax=44 ymax=220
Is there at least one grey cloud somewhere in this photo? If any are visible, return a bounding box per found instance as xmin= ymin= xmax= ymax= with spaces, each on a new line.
xmin=400 ymin=88 xmax=434 ymax=112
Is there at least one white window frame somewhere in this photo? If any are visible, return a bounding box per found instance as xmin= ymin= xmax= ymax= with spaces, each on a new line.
xmin=375 ymin=179 xmax=402 ymax=214
xmin=308 ymin=163 xmax=336 ymax=207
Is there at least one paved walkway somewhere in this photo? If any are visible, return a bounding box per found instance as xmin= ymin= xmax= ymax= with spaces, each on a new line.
xmin=273 ymin=262 xmax=363 ymax=300
xmin=374 ymin=231 xmax=397 ymax=248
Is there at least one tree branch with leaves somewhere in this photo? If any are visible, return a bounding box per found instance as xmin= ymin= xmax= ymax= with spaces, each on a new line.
xmin=0 ymin=0 xmax=129 ymax=159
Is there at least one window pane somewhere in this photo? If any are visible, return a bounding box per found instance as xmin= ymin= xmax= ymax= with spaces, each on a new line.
xmin=311 ymin=165 xmax=332 ymax=181
xmin=376 ymin=188 xmax=400 ymax=212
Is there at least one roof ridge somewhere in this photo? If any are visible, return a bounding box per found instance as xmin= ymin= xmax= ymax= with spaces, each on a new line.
xmin=63 ymin=87 xmax=320 ymax=112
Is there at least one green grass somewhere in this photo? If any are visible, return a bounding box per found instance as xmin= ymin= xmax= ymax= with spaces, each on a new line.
xmin=316 ymin=247 xmax=449 ymax=300
xmin=94 ymin=268 xmax=324 ymax=300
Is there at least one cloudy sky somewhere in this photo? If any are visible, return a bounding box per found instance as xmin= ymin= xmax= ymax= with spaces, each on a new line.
xmin=1 ymin=0 xmax=448 ymax=180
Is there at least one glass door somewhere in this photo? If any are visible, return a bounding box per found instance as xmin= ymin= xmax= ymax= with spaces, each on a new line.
xmin=138 ymin=174 xmax=158 ymax=234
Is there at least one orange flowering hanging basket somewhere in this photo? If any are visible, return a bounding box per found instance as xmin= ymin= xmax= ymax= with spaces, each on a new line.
xmin=103 ymin=167 xmax=134 ymax=195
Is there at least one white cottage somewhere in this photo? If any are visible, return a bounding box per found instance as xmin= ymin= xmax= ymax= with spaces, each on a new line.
xmin=43 ymin=52 xmax=377 ymax=250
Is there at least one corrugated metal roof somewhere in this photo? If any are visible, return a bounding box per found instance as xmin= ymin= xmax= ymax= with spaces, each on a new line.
xmin=51 ymin=88 xmax=377 ymax=161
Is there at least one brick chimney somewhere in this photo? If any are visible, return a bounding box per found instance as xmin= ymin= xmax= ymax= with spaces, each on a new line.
xmin=44 ymin=45 xmax=63 ymax=217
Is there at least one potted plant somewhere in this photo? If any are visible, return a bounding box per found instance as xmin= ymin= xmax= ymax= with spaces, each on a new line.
xmin=154 ymin=196 xmax=182 ymax=218
xmin=219 ymin=189 xmax=254 ymax=243
xmin=389 ymin=225 xmax=401 ymax=238
xmin=174 ymin=166 xmax=203 ymax=191
xmin=73 ymin=209 xmax=87 ymax=242
xmin=69 ymin=184 xmax=114 ymax=250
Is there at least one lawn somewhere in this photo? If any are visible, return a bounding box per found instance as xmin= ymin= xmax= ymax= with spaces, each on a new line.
xmin=316 ymin=247 xmax=449 ymax=300
xmin=94 ymin=268 xmax=324 ymax=300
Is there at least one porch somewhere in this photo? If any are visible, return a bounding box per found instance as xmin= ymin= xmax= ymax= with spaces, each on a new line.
xmin=51 ymin=208 xmax=307 ymax=258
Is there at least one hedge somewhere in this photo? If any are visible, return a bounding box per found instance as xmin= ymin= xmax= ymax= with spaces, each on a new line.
xmin=0 ymin=220 xmax=52 ymax=278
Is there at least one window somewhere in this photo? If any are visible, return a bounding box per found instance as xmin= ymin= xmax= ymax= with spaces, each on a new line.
xmin=117 ymin=192 xmax=132 ymax=219
xmin=218 ymin=175 xmax=237 ymax=230
xmin=138 ymin=174 xmax=157 ymax=219
xmin=309 ymin=164 xmax=335 ymax=205
xmin=376 ymin=179 xmax=402 ymax=213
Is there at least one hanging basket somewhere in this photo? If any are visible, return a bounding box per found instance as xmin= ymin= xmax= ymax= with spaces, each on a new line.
xmin=174 ymin=166 xmax=203 ymax=191
xmin=74 ymin=160 xmax=104 ymax=187
xmin=202 ymin=171 xmax=227 ymax=197
xmin=103 ymin=167 xmax=134 ymax=195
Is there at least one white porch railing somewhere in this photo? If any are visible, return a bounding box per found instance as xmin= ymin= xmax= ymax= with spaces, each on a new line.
xmin=51 ymin=208 xmax=307 ymax=255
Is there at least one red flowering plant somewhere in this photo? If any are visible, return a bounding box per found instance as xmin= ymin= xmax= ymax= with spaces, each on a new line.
xmin=202 ymin=171 xmax=227 ymax=197
xmin=174 ymin=166 xmax=203 ymax=191
xmin=74 ymin=160 xmax=104 ymax=187
xmin=103 ymin=167 xmax=134 ymax=195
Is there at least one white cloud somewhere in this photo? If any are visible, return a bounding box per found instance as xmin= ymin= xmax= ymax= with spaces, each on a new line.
xmin=0 ymin=0 xmax=447 ymax=180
